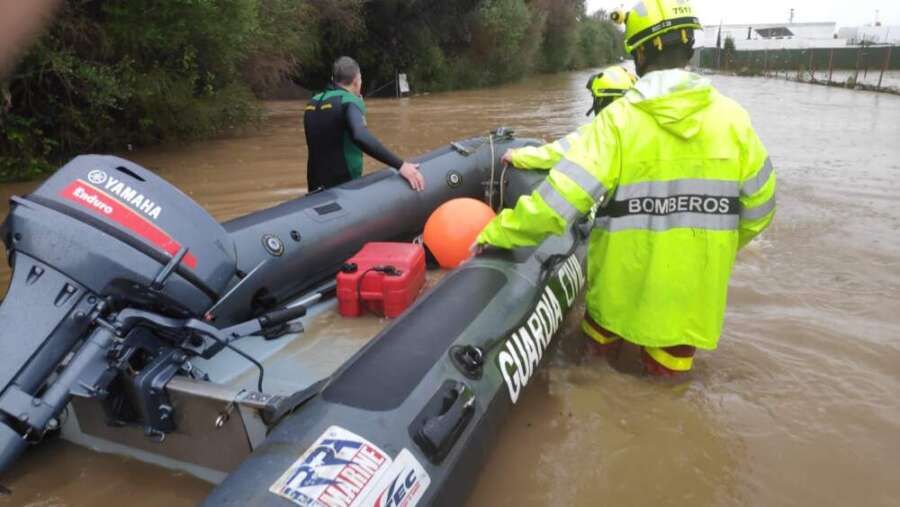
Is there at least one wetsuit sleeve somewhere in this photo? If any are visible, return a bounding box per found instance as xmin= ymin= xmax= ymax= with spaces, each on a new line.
xmin=478 ymin=114 xmax=620 ymax=249
xmin=738 ymin=128 xmax=776 ymax=249
xmin=345 ymin=103 xmax=404 ymax=169
xmin=510 ymin=124 xmax=592 ymax=170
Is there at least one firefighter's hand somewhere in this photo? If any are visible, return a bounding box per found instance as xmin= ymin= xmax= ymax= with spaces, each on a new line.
xmin=399 ymin=162 xmax=425 ymax=192
xmin=501 ymin=149 xmax=515 ymax=166
xmin=460 ymin=242 xmax=485 ymax=266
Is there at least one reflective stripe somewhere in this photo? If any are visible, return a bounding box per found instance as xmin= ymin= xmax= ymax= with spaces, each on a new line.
xmin=538 ymin=184 xmax=580 ymax=222
xmin=644 ymin=347 xmax=694 ymax=372
xmin=594 ymin=214 xmax=611 ymax=230
xmin=614 ymin=179 xmax=739 ymax=200
xmin=554 ymin=159 xmax=606 ymax=199
xmin=741 ymin=196 xmax=776 ymax=221
xmin=595 ymin=213 xmax=740 ymax=232
xmin=558 ymin=131 xmax=582 ymax=155
xmin=626 ymin=16 xmax=702 ymax=49
xmin=741 ymin=158 xmax=774 ymax=197
xmin=581 ymin=320 xmax=620 ymax=345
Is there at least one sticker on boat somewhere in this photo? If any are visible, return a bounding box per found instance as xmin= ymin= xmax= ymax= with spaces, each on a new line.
xmin=365 ymin=449 xmax=431 ymax=507
xmin=270 ymin=426 xmax=393 ymax=507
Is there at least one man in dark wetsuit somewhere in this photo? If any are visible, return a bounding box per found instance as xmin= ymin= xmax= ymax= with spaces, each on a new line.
xmin=304 ymin=56 xmax=425 ymax=191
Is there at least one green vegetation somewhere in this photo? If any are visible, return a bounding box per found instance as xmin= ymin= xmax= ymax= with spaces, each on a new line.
xmin=722 ymin=36 xmax=736 ymax=69
xmin=1 ymin=0 xmax=624 ymax=181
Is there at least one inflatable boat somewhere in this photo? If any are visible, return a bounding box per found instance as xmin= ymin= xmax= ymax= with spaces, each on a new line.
xmin=0 ymin=129 xmax=589 ymax=506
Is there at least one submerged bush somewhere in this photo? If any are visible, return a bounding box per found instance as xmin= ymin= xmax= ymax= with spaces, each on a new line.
xmin=1 ymin=0 xmax=624 ymax=181
xmin=1 ymin=0 xmax=314 ymax=180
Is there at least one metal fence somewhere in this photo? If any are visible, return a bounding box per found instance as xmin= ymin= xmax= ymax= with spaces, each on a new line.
xmin=696 ymin=46 xmax=900 ymax=93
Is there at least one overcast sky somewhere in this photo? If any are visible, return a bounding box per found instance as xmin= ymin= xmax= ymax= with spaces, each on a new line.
xmin=586 ymin=1 xmax=900 ymax=28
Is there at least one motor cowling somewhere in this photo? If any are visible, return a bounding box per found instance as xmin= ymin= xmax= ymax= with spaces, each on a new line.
xmin=5 ymin=155 xmax=237 ymax=315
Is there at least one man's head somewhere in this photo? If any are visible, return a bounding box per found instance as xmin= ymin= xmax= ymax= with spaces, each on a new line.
xmin=612 ymin=0 xmax=702 ymax=77
xmin=333 ymin=56 xmax=362 ymax=96
xmin=585 ymin=65 xmax=637 ymax=116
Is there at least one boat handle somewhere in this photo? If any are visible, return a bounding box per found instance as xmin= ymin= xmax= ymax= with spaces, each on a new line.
xmin=258 ymin=304 xmax=308 ymax=328
xmin=411 ymin=381 xmax=476 ymax=464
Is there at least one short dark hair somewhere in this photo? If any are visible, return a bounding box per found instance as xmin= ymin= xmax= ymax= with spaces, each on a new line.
xmin=646 ymin=43 xmax=694 ymax=69
xmin=333 ymin=56 xmax=360 ymax=85
xmin=636 ymin=30 xmax=695 ymax=75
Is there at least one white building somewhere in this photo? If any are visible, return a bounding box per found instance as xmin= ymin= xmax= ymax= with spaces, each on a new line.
xmin=698 ymin=22 xmax=841 ymax=50
xmin=837 ymin=25 xmax=900 ymax=45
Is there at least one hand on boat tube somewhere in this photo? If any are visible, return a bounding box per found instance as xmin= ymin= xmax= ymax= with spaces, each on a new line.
xmin=469 ymin=242 xmax=502 ymax=259
xmin=501 ymin=149 xmax=515 ymax=166
xmin=399 ymin=161 xmax=425 ymax=192
xmin=455 ymin=242 xmax=482 ymax=267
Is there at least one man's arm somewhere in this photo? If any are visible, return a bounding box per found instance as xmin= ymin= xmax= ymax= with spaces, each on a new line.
xmin=479 ymin=116 xmax=621 ymax=249
xmin=345 ymin=104 xmax=424 ymax=191
xmin=346 ymin=103 xmax=403 ymax=168
xmin=738 ymin=128 xmax=776 ymax=249
xmin=503 ymin=124 xmax=593 ymax=170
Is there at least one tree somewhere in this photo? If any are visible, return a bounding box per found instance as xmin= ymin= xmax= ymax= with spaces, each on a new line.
xmin=723 ymin=35 xmax=736 ymax=69
xmin=2 ymin=0 xmax=625 ymax=180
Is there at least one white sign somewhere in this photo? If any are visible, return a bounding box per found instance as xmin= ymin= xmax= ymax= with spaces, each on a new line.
xmin=398 ymin=74 xmax=410 ymax=95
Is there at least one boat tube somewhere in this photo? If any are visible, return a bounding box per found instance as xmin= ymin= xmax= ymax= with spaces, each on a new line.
xmin=203 ymin=219 xmax=589 ymax=507
xmin=0 ymin=128 xmax=590 ymax=507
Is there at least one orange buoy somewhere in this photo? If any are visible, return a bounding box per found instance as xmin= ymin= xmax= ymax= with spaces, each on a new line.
xmin=424 ymin=198 xmax=496 ymax=269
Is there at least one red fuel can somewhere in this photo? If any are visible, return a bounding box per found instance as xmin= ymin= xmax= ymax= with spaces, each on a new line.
xmin=337 ymin=242 xmax=426 ymax=318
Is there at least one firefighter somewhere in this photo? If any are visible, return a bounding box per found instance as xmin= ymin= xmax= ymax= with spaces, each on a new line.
xmin=586 ymin=65 xmax=638 ymax=117
xmin=477 ymin=0 xmax=776 ymax=376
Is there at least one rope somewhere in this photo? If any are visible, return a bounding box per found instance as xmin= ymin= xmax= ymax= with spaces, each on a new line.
xmin=488 ymin=135 xmax=496 ymax=210
xmin=204 ymin=333 xmax=266 ymax=393
xmin=499 ymin=162 xmax=510 ymax=210
xmin=365 ymin=78 xmax=396 ymax=98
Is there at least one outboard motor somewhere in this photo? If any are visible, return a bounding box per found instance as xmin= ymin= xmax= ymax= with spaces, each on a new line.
xmin=0 ymin=155 xmax=239 ymax=475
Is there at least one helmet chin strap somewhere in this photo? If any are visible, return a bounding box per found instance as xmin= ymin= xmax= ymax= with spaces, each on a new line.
xmin=635 ymin=46 xmax=650 ymax=77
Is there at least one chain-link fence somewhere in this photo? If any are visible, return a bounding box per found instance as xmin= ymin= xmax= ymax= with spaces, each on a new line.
xmin=696 ymin=46 xmax=900 ymax=93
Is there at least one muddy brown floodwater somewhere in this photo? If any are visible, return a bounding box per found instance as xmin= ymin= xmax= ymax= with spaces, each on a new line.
xmin=1 ymin=70 xmax=899 ymax=507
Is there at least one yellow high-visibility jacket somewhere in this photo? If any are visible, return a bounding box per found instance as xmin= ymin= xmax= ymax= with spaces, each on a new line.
xmin=509 ymin=124 xmax=594 ymax=170
xmin=478 ymin=70 xmax=776 ymax=350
